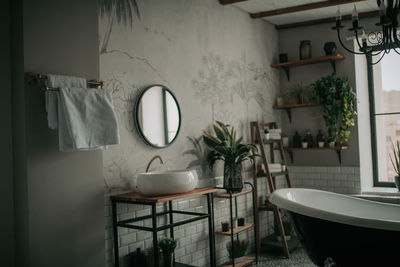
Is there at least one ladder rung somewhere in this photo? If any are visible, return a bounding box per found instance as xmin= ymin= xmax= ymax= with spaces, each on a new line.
xmin=270 ymin=171 xmax=288 ymax=177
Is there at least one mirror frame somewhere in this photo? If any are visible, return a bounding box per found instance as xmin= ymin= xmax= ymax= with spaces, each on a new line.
xmin=134 ymin=84 xmax=182 ymax=148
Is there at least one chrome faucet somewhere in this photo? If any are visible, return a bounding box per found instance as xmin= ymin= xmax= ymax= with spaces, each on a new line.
xmin=145 ymin=155 xmax=164 ymax=172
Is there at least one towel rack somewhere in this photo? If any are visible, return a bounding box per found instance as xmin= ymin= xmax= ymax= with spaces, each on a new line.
xmin=25 ymin=72 xmax=104 ymax=91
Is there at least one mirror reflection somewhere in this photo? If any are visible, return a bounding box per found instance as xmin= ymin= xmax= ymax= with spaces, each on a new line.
xmin=136 ymin=85 xmax=181 ymax=148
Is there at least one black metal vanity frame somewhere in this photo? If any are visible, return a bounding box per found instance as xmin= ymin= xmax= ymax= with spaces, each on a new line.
xmin=111 ymin=189 xmax=217 ymax=267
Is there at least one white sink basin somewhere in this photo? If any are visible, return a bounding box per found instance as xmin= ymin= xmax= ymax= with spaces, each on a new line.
xmin=136 ymin=170 xmax=198 ymax=196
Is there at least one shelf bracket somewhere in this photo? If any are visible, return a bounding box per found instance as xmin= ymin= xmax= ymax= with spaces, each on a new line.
xmin=335 ymin=149 xmax=342 ymax=164
xmin=284 ymin=108 xmax=292 ymax=123
xmin=283 ymin=67 xmax=290 ymax=81
xmin=329 ymin=60 xmax=336 ymax=73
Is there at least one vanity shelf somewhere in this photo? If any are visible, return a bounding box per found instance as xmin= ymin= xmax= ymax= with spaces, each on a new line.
xmin=271 ymin=53 xmax=344 ymax=81
xmin=110 ymin=188 xmax=218 ymax=267
xmin=284 ymin=146 xmax=349 ymax=164
xmin=215 ymin=223 xmax=254 ymax=236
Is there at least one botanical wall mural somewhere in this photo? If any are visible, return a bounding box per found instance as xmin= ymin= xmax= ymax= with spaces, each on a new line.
xmin=99 ymin=0 xmax=280 ymax=190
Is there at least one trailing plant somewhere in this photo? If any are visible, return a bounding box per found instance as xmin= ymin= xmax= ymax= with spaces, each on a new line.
xmin=227 ymin=239 xmax=248 ymax=259
xmin=202 ymin=121 xmax=258 ymax=169
xmin=312 ymin=74 xmax=357 ymax=145
xmin=390 ymin=140 xmax=400 ymax=176
xmin=158 ymin=238 xmax=177 ymax=254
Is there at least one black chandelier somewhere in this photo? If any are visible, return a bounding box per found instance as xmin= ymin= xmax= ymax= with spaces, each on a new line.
xmin=333 ymin=0 xmax=400 ymax=64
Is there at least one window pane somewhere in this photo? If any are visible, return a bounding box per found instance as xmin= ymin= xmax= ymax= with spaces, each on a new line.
xmin=375 ymin=114 xmax=400 ymax=182
xmin=373 ymin=52 xmax=400 ymax=114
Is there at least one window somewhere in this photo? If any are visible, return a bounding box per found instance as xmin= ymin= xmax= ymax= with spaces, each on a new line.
xmin=367 ymin=51 xmax=400 ymax=187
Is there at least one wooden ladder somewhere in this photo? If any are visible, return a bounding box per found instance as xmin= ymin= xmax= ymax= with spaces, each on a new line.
xmin=250 ymin=121 xmax=292 ymax=258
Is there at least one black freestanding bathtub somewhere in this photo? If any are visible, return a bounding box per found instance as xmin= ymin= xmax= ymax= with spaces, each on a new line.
xmin=270 ymin=188 xmax=400 ymax=267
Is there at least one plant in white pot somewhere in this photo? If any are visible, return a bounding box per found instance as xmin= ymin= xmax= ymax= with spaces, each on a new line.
xmin=203 ymin=121 xmax=258 ymax=193
xmin=389 ymin=140 xmax=400 ymax=191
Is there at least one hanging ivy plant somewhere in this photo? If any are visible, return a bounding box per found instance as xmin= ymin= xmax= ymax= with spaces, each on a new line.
xmin=312 ymin=74 xmax=357 ymax=145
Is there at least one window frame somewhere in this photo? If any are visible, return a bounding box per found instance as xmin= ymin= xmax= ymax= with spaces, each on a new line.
xmin=366 ymin=47 xmax=398 ymax=188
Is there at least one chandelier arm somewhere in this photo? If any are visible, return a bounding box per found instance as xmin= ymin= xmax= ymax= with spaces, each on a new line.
xmin=392 ymin=46 xmax=400 ymax=55
xmin=336 ymin=29 xmax=365 ymax=55
xmin=370 ymin=51 xmax=386 ymax=65
xmin=354 ymin=30 xmax=364 ymax=51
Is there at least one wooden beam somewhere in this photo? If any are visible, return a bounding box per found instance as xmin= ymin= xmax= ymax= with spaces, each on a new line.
xmin=250 ymin=0 xmax=365 ymax=19
xmin=219 ymin=0 xmax=248 ymax=5
xmin=276 ymin=10 xmax=379 ymax=30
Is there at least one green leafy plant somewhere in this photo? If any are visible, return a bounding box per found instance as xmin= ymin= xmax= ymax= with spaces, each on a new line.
xmin=390 ymin=140 xmax=400 ymax=176
xmin=202 ymin=121 xmax=258 ymax=169
xmin=312 ymin=74 xmax=357 ymax=145
xmin=289 ymin=84 xmax=306 ymax=104
xmin=158 ymin=238 xmax=177 ymax=254
xmin=227 ymin=239 xmax=248 ymax=259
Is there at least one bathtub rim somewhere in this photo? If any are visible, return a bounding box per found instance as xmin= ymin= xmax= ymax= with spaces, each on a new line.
xmin=270 ymin=188 xmax=400 ymax=231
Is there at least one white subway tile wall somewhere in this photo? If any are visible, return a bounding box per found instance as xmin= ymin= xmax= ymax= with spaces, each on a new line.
xmin=104 ymin=166 xmax=360 ymax=266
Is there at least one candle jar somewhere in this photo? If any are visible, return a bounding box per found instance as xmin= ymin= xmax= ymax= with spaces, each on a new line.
xmin=299 ymin=40 xmax=312 ymax=59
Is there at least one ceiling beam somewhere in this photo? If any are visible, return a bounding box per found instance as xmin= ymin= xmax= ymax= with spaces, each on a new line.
xmin=219 ymin=0 xmax=248 ymax=5
xmin=276 ymin=10 xmax=379 ymax=30
xmin=250 ymin=0 xmax=365 ymax=19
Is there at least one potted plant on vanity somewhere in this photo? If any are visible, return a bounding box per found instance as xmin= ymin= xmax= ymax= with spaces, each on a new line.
xmin=390 ymin=140 xmax=400 ymax=191
xmin=203 ymin=121 xmax=258 ymax=193
xmin=227 ymin=239 xmax=248 ymax=263
xmin=158 ymin=238 xmax=177 ymax=267
xmin=313 ymin=74 xmax=357 ymax=147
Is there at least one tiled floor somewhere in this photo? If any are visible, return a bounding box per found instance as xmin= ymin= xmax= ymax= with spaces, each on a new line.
xmin=256 ymin=248 xmax=316 ymax=267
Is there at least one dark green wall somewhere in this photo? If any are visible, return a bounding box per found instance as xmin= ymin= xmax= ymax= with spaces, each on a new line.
xmin=10 ymin=0 xmax=105 ymax=266
xmin=0 ymin=1 xmax=15 ymax=266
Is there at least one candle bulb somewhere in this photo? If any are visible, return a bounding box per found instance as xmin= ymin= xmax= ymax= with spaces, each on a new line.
xmin=379 ymin=0 xmax=386 ymax=16
xmin=336 ymin=7 xmax=341 ymax=21
xmin=352 ymin=5 xmax=359 ymax=22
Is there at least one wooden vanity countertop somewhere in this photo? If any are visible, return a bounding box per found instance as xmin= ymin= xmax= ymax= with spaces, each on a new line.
xmin=110 ymin=187 xmax=218 ymax=203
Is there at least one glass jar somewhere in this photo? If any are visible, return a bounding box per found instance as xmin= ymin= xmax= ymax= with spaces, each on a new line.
xmin=299 ymin=40 xmax=312 ymax=59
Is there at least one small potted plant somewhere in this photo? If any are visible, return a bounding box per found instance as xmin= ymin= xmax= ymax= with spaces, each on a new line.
xmin=390 ymin=140 xmax=400 ymax=191
xmin=289 ymin=84 xmax=305 ymax=104
xmin=277 ymin=221 xmax=293 ymax=241
xmin=226 ymin=239 xmax=248 ymax=263
xmin=203 ymin=121 xmax=258 ymax=193
xmin=158 ymin=238 xmax=177 ymax=267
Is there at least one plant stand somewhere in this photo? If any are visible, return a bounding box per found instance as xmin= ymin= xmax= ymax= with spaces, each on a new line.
xmin=214 ymin=182 xmax=257 ymax=267
xmin=110 ymin=188 xmax=217 ymax=267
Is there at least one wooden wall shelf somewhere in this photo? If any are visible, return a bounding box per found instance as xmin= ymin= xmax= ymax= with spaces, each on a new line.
xmin=272 ymin=102 xmax=320 ymax=122
xmin=284 ymin=146 xmax=349 ymax=164
xmin=271 ymin=53 xmax=344 ymax=80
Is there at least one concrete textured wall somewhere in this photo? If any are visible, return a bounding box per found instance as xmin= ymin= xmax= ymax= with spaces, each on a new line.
xmin=13 ymin=0 xmax=105 ymax=266
xmin=99 ymin=0 xmax=280 ymax=266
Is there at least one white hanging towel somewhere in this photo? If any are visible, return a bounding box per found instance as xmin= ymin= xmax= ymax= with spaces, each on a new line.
xmin=58 ymin=87 xmax=120 ymax=152
xmin=45 ymin=74 xmax=87 ymax=129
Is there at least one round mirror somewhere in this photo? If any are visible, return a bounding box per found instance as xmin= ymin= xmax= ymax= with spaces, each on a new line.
xmin=135 ymin=85 xmax=181 ymax=148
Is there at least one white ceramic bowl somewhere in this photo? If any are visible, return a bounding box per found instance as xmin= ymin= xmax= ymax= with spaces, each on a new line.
xmin=136 ymin=169 xmax=198 ymax=196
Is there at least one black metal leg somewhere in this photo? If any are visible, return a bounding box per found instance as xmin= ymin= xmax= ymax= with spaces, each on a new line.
xmin=234 ymin=196 xmax=239 ymax=240
xmin=168 ymin=201 xmax=174 ymax=263
xmin=249 ymin=183 xmax=258 ymax=263
xmin=152 ymin=204 xmax=159 ymax=267
xmin=229 ymin=192 xmax=235 ymax=267
xmin=207 ymin=193 xmax=216 ymax=267
xmin=111 ymin=200 xmax=119 ymax=267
